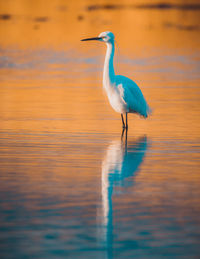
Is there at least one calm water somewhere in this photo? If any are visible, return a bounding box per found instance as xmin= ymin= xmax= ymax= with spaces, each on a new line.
xmin=0 ymin=1 xmax=200 ymax=258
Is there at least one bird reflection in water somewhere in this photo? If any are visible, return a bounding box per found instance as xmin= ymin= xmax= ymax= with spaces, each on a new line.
xmin=99 ymin=130 xmax=148 ymax=259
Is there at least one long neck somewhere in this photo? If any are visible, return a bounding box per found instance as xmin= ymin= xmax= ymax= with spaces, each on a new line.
xmin=103 ymin=42 xmax=115 ymax=88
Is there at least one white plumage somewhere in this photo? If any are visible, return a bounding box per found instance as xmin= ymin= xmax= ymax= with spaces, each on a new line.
xmin=81 ymin=31 xmax=151 ymax=128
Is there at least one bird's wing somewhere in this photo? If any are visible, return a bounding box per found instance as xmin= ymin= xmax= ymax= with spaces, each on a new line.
xmin=116 ymin=75 xmax=150 ymax=117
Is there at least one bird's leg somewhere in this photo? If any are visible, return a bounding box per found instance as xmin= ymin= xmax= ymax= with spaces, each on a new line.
xmin=121 ymin=114 xmax=125 ymax=129
xmin=121 ymin=127 xmax=125 ymax=140
xmin=126 ymin=112 xmax=128 ymax=129
xmin=125 ymin=126 xmax=128 ymax=149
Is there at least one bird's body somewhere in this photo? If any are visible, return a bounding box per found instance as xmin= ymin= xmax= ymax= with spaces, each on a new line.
xmin=81 ymin=31 xmax=150 ymax=128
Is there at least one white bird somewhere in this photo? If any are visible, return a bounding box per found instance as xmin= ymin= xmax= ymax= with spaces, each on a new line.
xmin=81 ymin=31 xmax=151 ymax=129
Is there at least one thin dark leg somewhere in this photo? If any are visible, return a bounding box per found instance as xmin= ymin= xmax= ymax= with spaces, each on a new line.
xmin=121 ymin=127 xmax=125 ymax=140
xmin=126 ymin=112 xmax=128 ymax=129
xmin=125 ymin=126 xmax=128 ymax=149
xmin=121 ymin=114 xmax=125 ymax=129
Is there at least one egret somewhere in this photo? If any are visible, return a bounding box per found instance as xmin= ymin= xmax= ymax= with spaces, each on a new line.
xmin=81 ymin=31 xmax=151 ymax=129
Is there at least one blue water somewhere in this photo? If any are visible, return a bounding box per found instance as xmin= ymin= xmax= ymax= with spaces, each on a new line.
xmin=0 ymin=128 xmax=200 ymax=259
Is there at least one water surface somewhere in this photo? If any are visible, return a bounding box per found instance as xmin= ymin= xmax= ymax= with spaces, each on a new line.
xmin=0 ymin=0 xmax=200 ymax=258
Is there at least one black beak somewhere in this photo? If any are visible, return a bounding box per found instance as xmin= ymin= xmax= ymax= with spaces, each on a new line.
xmin=81 ymin=37 xmax=102 ymax=41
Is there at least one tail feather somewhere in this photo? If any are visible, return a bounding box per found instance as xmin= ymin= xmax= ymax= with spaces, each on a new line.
xmin=142 ymin=103 xmax=152 ymax=118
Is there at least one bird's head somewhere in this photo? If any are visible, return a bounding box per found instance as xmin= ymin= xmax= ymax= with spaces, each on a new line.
xmin=81 ymin=31 xmax=115 ymax=44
